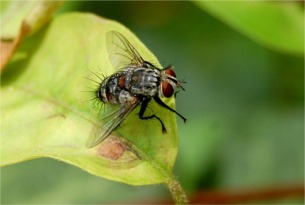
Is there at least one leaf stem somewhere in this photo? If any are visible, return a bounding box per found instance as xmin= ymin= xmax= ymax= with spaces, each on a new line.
xmin=166 ymin=175 xmax=189 ymax=205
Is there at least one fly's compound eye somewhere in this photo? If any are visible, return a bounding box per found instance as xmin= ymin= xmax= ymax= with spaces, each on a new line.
xmin=161 ymin=81 xmax=174 ymax=98
xmin=164 ymin=68 xmax=176 ymax=78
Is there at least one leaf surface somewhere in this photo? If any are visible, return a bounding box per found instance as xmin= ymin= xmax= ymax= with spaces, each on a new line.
xmin=1 ymin=13 xmax=179 ymax=185
xmin=195 ymin=1 xmax=304 ymax=56
xmin=0 ymin=1 xmax=63 ymax=71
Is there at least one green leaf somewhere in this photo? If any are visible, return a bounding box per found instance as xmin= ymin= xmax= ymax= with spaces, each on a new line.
xmin=194 ymin=1 xmax=304 ymax=56
xmin=0 ymin=1 xmax=63 ymax=71
xmin=1 ymin=13 xmax=179 ymax=186
xmin=0 ymin=1 xmax=36 ymax=39
xmin=0 ymin=1 xmax=63 ymax=39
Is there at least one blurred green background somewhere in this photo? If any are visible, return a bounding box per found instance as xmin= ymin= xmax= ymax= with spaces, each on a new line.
xmin=1 ymin=1 xmax=304 ymax=204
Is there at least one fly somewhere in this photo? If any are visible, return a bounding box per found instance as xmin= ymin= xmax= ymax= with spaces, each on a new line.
xmin=87 ymin=31 xmax=187 ymax=148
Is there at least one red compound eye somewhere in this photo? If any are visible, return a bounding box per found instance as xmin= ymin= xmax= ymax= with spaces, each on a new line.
xmin=161 ymin=81 xmax=174 ymax=98
xmin=164 ymin=68 xmax=176 ymax=78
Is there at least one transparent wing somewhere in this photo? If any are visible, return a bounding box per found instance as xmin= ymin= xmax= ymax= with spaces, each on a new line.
xmin=106 ymin=31 xmax=145 ymax=70
xmin=86 ymin=99 xmax=140 ymax=148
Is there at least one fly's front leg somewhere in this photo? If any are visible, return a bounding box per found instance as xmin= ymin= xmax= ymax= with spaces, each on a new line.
xmin=153 ymin=96 xmax=187 ymax=123
xmin=139 ymin=98 xmax=166 ymax=133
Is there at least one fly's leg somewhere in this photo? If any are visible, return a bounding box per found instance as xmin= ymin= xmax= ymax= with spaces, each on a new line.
xmin=139 ymin=98 xmax=166 ymax=133
xmin=153 ymin=96 xmax=187 ymax=123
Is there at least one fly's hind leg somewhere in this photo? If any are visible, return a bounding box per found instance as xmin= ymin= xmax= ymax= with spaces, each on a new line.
xmin=139 ymin=98 xmax=166 ymax=133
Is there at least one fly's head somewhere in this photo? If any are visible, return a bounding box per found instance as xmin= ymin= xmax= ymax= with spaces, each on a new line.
xmin=160 ymin=65 xmax=185 ymax=98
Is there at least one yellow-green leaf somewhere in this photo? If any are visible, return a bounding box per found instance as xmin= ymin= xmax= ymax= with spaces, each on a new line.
xmin=0 ymin=1 xmax=63 ymax=71
xmin=1 ymin=13 xmax=179 ymax=186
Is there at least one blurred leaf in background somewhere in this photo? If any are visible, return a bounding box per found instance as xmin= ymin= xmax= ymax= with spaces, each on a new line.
xmin=0 ymin=1 xmax=63 ymax=70
xmin=196 ymin=1 xmax=304 ymax=56
xmin=1 ymin=1 xmax=304 ymax=204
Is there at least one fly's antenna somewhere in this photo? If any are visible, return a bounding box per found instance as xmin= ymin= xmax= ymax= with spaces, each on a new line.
xmin=175 ymin=75 xmax=186 ymax=91
xmin=177 ymin=79 xmax=186 ymax=91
